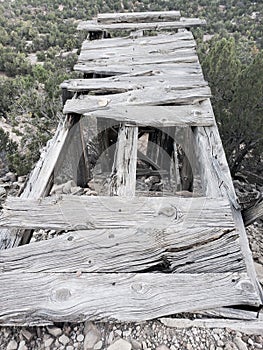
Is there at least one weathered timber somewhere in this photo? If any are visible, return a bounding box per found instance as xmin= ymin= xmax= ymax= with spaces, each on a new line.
xmin=81 ymin=31 xmax=194 ymax=50
xmin=74 ymin=62 xmax=202 ymax=75
xmin=0 ymin=272 xmax=259 ymax=325
xmin=0 ymin=227 xmax=244 ymax=274
xmin=77 ymin=18 xmax=206 ymax=32
xmin=61 ymin=74 xmax=208 ymax=93
xmin=110 ymin=125 xmax=138 ymax=197
xmin=160 ymin=317 xmax=263 ymax=336
xmin=243 ymin=200 xmax=263 ymax=226
xmin=193 ymin=100 xmax=263 ymax=302
xmin=0 ymin=196 xmax=234 ymax=231
xmin=78 ymin=43 xmax=196 ymax=62
xmin=0 ymin=116 xmax=74 ymax=249
xmin=97 ymin=11 xmax=181 ymax=24
xmin=197 ymin=307 xmax=260 ymax=321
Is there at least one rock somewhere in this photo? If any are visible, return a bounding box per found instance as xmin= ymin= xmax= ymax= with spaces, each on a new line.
xmin=94 ymin=340 xmax=103 ymax=349
xmin=225 ymin=342 xmax=238 ymax=350
xmin=156 ymin=346 xmax=170 ymax=350
xmin=255 ymin=262 xmax=263 ymax=284
xmin=66 ymin=346 xmax=74 ymax=350
xmin=77 ymin=334 xmax=84 ymax=342
xmin=47 ymin=326 xmax=62 ymax=337
xmin=130 ymin=339 xmax=142 ymax=350
xmin=234 ymin=337 xmax=248 ymax=350
xmin=3 ymin=172 xmax=16 ymax=182
xmin=20 ymin=329 xmax=33 ymax=341
xmin=7 ymin=340 xmax=18 ymax=350
xmin=84 ymin=322 xmax=101 ymax=350
xmin=59 ymin=334 xmax=70 ymax=346
xmin=0 ymin=186 xmax=6 ymax=199
xmin=44 ymin=337 xmax=54 ymax=347
xmin=17 ymin=341 xmax=27 ymax=350
xmin=107 ymin=339 xmax=132 ymax=350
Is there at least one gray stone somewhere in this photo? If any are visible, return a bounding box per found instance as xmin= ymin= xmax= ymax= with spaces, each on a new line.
xmin=59 ymin=334 xmax=70 ymax=346
xmin=94 ymin=340 xmax=103 ymax=349
xmin=7 ymin=340 xmax=18 ymax=350
xmin=130 ymin=339 xmax=142 ymax=350
xmin=234 ymin=338 xmax=248 ymax=350
xmin=107 ymin=339 xmax=132 ymax=350
xmin=18 ymin=341 xmax=27 ymax=350
xmin=47 ymin=326 xmax=62 ymax=337
xmin=44 ymin=337 xmax=54 ymax=347
xmin=84 ymin=322 xmax=101 ymax=350
xmin=156 ymin=346 xmax=170 ymax=350
xmin=77 ymin=334 xmax=84 ymax=342
xmin=66 ymin=346 xmax=74 ymax=350
xmin=20 ymin=329 xmax=33 ymax=341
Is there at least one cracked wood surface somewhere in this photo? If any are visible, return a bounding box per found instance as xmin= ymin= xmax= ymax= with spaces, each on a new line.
xmin=0 ymin=272 xmax=259 ymax=325
xmin=0 ymin=196 xmax=234 ymax=232
xmin=97 ymin=11 xmax=181 ymax=24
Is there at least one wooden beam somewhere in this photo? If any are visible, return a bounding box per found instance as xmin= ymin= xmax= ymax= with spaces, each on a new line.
xmin=0 ymin=196 xmax=235 ymax=231
xmin=110 ymin=125 xmax=138 ymax=197
xmin=97 ymin=11 xmax=181 ymax=24
xmin=0 ymin=272 xmax=259 ymax=325
xmin=0 ymin=225 xmax=244 ymax=274
xmin=77 ymin=18 xmax=207 ymax=32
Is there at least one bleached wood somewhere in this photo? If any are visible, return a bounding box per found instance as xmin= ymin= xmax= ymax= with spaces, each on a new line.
xmin=160 ymin=317 xmax=263 ymax=336
xmin=77 ymin=18 xmax=206 ymax=32
xmin=0 ymin=272 xmax=259 ymax=325
xmin=0 ymin=196 xmax=234 ymax=231
xmin=0 ymin=224 xmax=244 ymax=274
xmin=97 ymin=11 xmax=181 ymax=24
xmin=110 ymin=125 xmax=138 ymax=197
xmin=81 ymin=31 xmax=194 ymax=50
xmin=64 ymin=103 xmax=214 ymax=128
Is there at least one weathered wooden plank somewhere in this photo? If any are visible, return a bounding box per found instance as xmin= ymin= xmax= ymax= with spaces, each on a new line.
xmin=0 ymin=224 xmax=244 ymax=274
xmin=0 ymin=196 xmax=235 ymax=231
xmin=110 ymin=125 xmax=138 ymax=197
xmin=0 ymin=116 xmax=74 ymax=249
xmin=63 ymin=86 xmax=211 ymax=114
xmin=0 ymin=272 xmax=259 ymax=325
xmin=74 ymin=61 xmax=202 ymax=75
xmin=79 ymin=42 xmax=196 ymax=62
xmin=61 ymin=74 xmax=208 ymax=93
xmin=97 ymin=11 xmax=181 ymax=24
xmin=160 ymin=317 xmax=263 ymax=336
xmin=81 ymin=31 xmax=194 ymax=50
xmin=243 ymin=200 xmax=263 ymax=226
xmin=193 ymin=100 xmax=263 ymax=302
xmin=77 ymin=18 xmax=206 ymax=32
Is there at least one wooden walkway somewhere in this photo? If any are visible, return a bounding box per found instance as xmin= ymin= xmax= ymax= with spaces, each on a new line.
xmin=0 ymin=11 xmax=262 ymax=325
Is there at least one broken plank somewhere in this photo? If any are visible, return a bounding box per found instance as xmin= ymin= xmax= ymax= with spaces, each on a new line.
xmin=0 ymin=272 xmax=259 ymax=325
xmin=160 ymin=317 xmax=263 ymax=336
xmin=77 ymin=18 xmax=206 ymax=32
xmin=0 ymin=196 xmax=235 ymax=231
xmin=0 ymin=224 xmax=244 ymax=274
xmin=110 ymin=125 xmax=138 ymax=197
xmin=97 ymin=11 xmax=181 ymax=24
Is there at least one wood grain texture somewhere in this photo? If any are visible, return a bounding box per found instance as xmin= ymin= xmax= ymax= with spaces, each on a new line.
xmin=109 ymin=125 xmax=138 ymax=197
xmin=97 ymin=11 xmax=181 ymax=24
xmin=0 ymin=196 xmax=235 ymax=231
xmin=0 ymin=225 xmax=244 ymax=274
xmin=77 ymin=18 xmax=206 ymax=32
xmin=243 ymin=200 xmax=263 ymax=226
xmin=64 ymin=102 xmax=214 ymax=127
xmin=0 ymin=272 xmax=259 ymax=325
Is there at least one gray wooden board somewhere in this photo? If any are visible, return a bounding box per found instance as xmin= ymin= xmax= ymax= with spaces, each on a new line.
xmin=97 ymin=11 xmax=181 ymax=24
xmin=79 ymin=43 xmax=196 ymax=62
xmin=81 ymin=32 xmax=194 ymax=50
xmin=61 ymin=74 xmax=208 ymax=93
xmin=74 ymin=62 xmax=202 ymax=75
xmin=0 ymin=272 xmax=260 ymax=325
xmin=0 ymin=225 xmax=245 ymax=274
xmin=77 ymin=18 xmax=206 ymax=31
xmin=0 ymin=196 xmax=235 ymax=231
xmin=64 ymin=103 xmax=215 ymax=128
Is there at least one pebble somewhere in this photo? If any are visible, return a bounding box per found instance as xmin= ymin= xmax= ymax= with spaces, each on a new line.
xmin=17 ymin=341 xmax=27 ymax=350
xmin=7 ymin=340 xmax=18 ymax=350
xmin=47 ymin=326 xmax=62 ymax=337
xmin=66 ymin=346 xmax=74 ymax=350
xmin=84 ymin=322 xmax=101 ymax=350
xmin=44 ymin=337 xmax=54 ymax=347
xmin=107 ymin=339 xmax=132 ymax=350
xmin=234 ymin=337 xmax=248 ymax=350
xmin=59 ymin=334 xmax=70 ymax=346
xmin=131 ymin=339 xmax=142 ymax=350
xmin=94 ymin=340 xmax=103 ymax=349
xmin=156 ymin=345 xmax=170 ymax=350
xmin=20 ymin=329 xmax=33 ymax=342
xmin=76 ymin=334 xmax=84 ymax=342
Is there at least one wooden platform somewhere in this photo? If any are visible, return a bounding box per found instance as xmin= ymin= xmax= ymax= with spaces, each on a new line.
xmin=0 ymin=11 xmax=262 ymax=325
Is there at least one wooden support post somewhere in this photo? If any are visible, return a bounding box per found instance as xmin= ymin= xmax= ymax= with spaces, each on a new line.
xmin=110 ymin=124 xmax=138 ymax=197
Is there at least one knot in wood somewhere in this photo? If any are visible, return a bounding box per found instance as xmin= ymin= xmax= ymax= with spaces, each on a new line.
xmin=131 ymin=282 xmax=148 ymax=295
xmin=51 ymin=288 xmax=72 ymax=302
xmin=157 ymin=205 xmax=177 ymax=218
